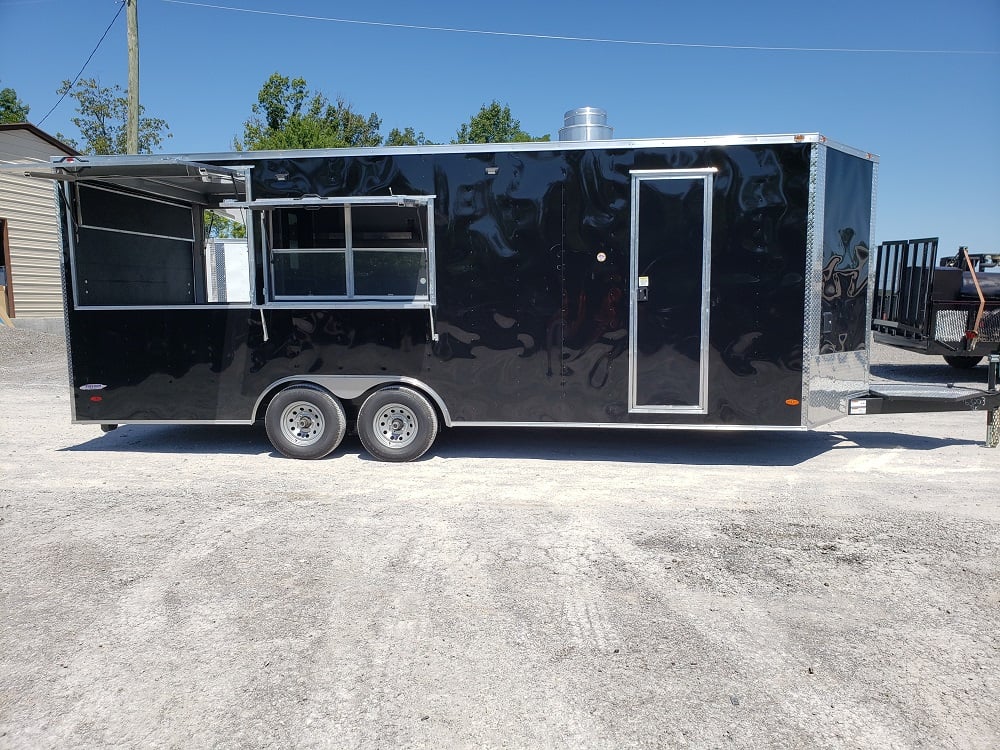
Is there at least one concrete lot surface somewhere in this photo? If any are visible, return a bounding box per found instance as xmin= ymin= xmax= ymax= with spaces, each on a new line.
xmin=1 ymin=327 xmax=998 ymax=749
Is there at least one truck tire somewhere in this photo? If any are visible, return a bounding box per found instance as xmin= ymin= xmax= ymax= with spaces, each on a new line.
xmin=943 ymin=355 xmax=983 ymax=369
xmin=357 ymin=386 xmax=439 ymax=462
xmin=265 ymin=386 xmax=346 ymax=460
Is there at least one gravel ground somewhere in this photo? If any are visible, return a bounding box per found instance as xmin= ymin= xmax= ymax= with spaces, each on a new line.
xmin=1 ymin=326 xmax=998 ymax=749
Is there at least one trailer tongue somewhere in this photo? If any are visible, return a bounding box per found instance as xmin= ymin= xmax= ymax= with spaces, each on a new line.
xmin=846 ymin=354 xmax=1000 ymax=448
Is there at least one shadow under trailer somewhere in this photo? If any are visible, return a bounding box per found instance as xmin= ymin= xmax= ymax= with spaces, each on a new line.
xmin=19 ymin=130 xmax=1000 ymax=459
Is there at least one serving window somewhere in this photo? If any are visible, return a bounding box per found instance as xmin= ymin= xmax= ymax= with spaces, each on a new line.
xmin=28 ymin=160 xmax=250 ymax=309
xmin=257 ymin=197 xmax=434 ymax=305
xmin=73 ymin=184 xmax=200 ymax=306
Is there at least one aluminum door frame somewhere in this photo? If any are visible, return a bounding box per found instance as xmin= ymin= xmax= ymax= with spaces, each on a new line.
xmin=628 ymin=168 xmax=716 ymax=414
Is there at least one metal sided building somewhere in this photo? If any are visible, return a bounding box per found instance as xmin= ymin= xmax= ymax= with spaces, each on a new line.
xmin=21 ymin=129 xmax=878 ymax=460
xmin=0 ymin=123 xmax=77 ymax=329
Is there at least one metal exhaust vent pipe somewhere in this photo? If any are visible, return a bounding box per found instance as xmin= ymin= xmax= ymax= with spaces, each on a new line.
xmin=558 ymin=107 xmax=613 ymax=142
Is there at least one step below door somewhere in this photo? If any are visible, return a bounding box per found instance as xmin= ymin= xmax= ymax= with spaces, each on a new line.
xmin=629 ymin=169 xmax=715 ymax=414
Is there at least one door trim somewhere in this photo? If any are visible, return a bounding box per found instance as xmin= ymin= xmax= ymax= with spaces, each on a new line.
xmin=628 ymin=168 xmax=716 ymax=414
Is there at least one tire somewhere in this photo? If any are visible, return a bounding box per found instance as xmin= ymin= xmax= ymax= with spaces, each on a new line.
xmin=357 ymin=386 xmax=439 ymax=462
xmin=265 ymin=386 xmax=346 ymax=460
xmin=943 ymin=355 xmax=983 ymax=369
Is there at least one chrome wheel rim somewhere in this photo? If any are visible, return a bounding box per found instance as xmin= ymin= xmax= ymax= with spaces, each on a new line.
xmin=372 ymin=404 xmax=418 ymax=449
xmin=280 ymin=401 xmax=325 ymax=446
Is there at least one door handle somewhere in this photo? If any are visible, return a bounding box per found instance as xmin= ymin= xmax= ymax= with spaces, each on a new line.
xmin=637 ymin=275 xmax=649 ymax=302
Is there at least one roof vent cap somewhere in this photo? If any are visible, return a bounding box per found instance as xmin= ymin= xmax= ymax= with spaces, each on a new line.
xmin=558 ymin=107 xmax=613 ymax=142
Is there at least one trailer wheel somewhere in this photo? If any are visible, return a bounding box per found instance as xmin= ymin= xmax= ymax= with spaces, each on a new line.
xmin=265 ymin=386 xmax=346 ymax=460
xmin=943 ymin=355 xmax=983 ymax=369
xmin=357 ymin=386 xmax=439 ymax=462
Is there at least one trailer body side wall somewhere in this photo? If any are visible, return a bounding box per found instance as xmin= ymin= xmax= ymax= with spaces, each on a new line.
xmin=45 ymin=137 xmax=876 ymax=431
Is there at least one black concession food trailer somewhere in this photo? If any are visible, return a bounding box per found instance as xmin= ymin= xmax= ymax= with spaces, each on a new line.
xmin=17 ymin=132 xmax=1000 ymax=459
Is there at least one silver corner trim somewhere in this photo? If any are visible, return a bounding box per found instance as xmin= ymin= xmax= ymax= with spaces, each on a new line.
xmin=819 ymin=138 xmax=880 ymax=163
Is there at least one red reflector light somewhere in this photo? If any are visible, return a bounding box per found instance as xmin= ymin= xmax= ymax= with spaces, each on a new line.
xmin=90 ymin=395 xmax=103 ymax=402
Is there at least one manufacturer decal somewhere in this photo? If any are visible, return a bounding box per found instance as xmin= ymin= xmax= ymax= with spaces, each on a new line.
xmin=79 ymin=384 xmax=107 ymax=391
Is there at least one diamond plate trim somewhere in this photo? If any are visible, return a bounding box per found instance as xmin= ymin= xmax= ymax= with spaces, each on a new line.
xmin=801 ymin=143 xmax=826 ymax=424
xmin=869 ymin=384 xmax=988 ymax=400
xmin=802 ymin=144 xmax=872 ymax=427
xmin=867 ymin=159 xmax=879 ymax=354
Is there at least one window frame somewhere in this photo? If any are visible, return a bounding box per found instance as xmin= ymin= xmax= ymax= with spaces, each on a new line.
xmin=41 ymin=161 xmax=252 ymax=311
xmin=232 ymin=195 xmax=437 ymax=310
xmin=68 ymin=182 xmax=203 ymax=308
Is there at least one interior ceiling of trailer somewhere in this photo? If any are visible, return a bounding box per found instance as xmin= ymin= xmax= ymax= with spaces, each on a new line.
xmin=24 ymin=161 xmax=246 ymax=205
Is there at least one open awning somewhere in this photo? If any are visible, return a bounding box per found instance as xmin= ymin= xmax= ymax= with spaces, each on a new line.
xmin=17 ymin=156 xmax=247 ymax=205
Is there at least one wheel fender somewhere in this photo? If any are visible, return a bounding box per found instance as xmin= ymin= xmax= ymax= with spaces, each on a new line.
xmin=252 ymin=375 xmax=451 ymax=426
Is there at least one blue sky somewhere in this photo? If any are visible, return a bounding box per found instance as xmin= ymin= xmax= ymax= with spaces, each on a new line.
xmin=2 ymin=0 xmax=998 ymax=254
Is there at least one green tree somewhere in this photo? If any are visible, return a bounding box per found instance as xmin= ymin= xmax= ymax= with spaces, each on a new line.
xmin=235 ymin=73 xmax=382 ymax=151
xmin=0 ymin=84 xmax=30 ymax=123
xmin=454 ymin=101 xmax=549 ymax=144
xmin=55 ymin=78 xmax=170 ymax=154
xmin=385 ymin=126 xmax=434 ymax=146
xmin=203 ymin=210 xmax=246 ymax=239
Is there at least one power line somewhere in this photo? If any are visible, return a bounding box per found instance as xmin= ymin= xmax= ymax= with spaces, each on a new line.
xmin=161 ymin=0 xmax=999 ymax=56
xmin=38 ymin=1 xmax=126 ymax=126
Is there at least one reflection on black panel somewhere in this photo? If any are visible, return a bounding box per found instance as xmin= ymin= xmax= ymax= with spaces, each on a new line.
xmin=821 ymin=149 xmax=873 ymax=353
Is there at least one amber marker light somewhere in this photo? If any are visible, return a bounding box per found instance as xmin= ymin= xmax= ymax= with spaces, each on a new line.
xmin=785 ymin=399 xmax=800 ymax=406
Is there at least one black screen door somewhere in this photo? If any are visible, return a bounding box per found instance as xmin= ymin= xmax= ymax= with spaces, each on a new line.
xmin=629 ymin=169 xmax=715 ymax=414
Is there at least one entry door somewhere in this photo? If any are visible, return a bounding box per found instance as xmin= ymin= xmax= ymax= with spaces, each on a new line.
xmin=629 ymin=169 xmax=715 ymax=414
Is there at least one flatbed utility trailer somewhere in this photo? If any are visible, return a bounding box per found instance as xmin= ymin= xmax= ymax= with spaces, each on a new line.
xmin=872 ymin=237 xmax=1000 ymax=368
xmin=14 ymin=132 xmax=1000 ymax=459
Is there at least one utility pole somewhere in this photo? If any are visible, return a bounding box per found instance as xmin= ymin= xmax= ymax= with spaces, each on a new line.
xmin=126 ymin=0 xmax=139 ymax=154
